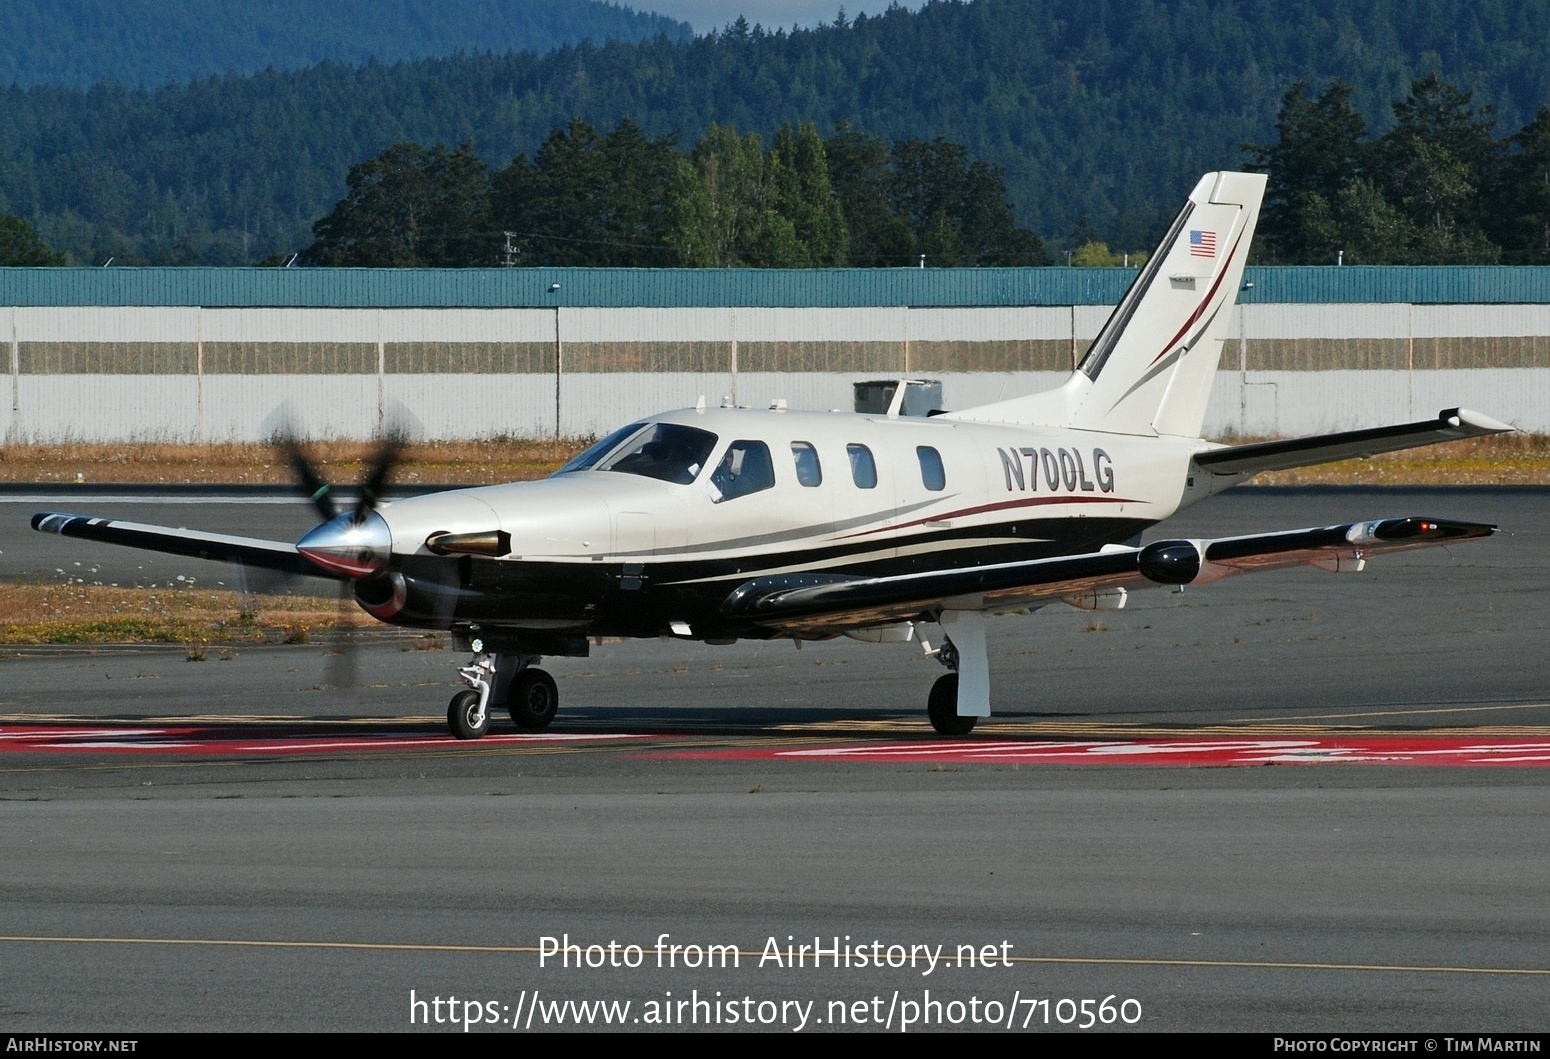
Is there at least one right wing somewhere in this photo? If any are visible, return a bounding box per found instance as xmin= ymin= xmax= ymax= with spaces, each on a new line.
xmin=722 ymin=516 xmax=1494 ymax=636
xmin=30 ymin=512 xmax=343 ymax=580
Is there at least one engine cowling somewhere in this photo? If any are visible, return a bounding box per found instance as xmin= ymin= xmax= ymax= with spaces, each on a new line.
xmin=352 ymin=570 xmax=458 ymax=625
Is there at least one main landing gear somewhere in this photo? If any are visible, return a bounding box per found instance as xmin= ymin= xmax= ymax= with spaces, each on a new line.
xmin=447 ymin=639 xmax=558 ymax=739
xmin=927 ymin=673 xmax=975 ymax=736
xmin=923 ymin=610 xmax=991 ymax=737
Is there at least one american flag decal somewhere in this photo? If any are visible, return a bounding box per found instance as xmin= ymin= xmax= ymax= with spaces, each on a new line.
xmin=1189 ymin=230 xmax=1217 ymax=258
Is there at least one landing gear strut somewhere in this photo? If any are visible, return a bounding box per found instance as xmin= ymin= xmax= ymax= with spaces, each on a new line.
xmin=924 ymin=610 xmax=990 ymax=736
xmin=448 ymin=639 xmax=559 ymax=738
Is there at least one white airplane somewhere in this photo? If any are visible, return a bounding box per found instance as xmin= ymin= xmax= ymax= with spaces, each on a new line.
xmin=32 ymin=171 xmax=1511 ymax=738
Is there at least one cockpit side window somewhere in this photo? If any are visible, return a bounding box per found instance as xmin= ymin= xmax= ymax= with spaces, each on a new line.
xmin=595 ymin=423 xmax=718 ymax=485
xmin=916 ymin=445 xmax=946 ymax=491
xmin=708 ymin=440 xmax=775 ymax=502
xmin=791 ymin=442 xmax=822 ymax=487
xmin=847 ymin=443 xmax=878 ymax=489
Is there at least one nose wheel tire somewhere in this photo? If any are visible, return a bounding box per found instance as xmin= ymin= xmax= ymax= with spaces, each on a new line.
xmin=448 ymin=689 xmax=489 ymax=739
xmin=509 ymin=668 xmax=559 ymax=729
xmin=927 ymin=674 xmax=977 ymax=736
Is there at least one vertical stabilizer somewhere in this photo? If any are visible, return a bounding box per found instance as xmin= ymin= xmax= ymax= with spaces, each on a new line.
xmin=947 ymin=171 xmax=1265 ymax=438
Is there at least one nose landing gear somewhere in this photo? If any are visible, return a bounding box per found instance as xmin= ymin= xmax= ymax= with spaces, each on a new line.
xmin=447 ymin=639 xmax=558 ymax=739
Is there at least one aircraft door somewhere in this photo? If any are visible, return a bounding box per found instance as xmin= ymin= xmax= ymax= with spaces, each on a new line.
xmin=697 ymin=438 xmax=829 ymax=556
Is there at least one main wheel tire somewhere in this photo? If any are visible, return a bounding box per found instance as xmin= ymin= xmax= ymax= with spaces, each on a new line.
xmin=927 ymin=673 xmax=977 ymax=736
xmin=448 ymin=689 xmax=489 ymax=740
xmin=508 ymin=668 xmax=559 ymax=729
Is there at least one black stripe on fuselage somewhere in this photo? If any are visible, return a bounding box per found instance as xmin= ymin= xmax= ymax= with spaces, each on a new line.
xmin=388 ymin=515 xmax=1157 ymax=640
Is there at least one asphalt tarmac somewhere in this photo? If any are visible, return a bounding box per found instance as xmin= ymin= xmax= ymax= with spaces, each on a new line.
xmin=2 ymin=486 xmax=1547 ymax=1033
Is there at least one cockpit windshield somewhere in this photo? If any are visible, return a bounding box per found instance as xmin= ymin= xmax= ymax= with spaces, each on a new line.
xmin=552 ymin=422 xmax=646 ymax=476
xmin=555 ymin=422 xmax=718 ymax=485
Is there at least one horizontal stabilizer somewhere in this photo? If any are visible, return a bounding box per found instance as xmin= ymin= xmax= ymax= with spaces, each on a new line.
xmin=722 ymin=516 xmax=1494 ymax=636
xmin=30 ymin=512 xmax=343 ymax=580
xmin=1193 ymin=408 xmax=1513 ymax=478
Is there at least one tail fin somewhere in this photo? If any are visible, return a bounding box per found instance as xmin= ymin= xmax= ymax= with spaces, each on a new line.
xmin=947 ymin=171 xmax=1265 ymax=438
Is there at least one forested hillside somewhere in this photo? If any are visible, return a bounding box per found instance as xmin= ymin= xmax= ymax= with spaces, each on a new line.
xmin=0 ymin=0 xmax=689 ymax=88
xmin=1 ymin=0 xmax=1546 ymax=264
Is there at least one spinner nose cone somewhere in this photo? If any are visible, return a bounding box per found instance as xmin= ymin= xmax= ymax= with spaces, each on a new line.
xmin=296 ymin=511 xmax=392 ymax=577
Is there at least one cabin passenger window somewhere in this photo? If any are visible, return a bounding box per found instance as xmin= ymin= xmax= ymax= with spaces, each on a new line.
xmin=791 ymin=442 xmax=822 ymax=487
xmin=709 ymin=440 xmax=775 ymax=502
xmin=596 ymin=423 xmax=718 ymax=485
xmin=847 ymin=443 xmax=877 ymax=489
xmin=917 ymin=446 xmax=946 ymax=491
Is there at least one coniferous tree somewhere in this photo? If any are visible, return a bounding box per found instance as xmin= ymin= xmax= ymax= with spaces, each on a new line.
xmin=1373 ymin=73 xmax=1499 ymax=262
xmin=0 ymin=214 xmax=65 ymax=264
xmin=825 ymin=123 xmax=914 ymax=266
xmin=0 ymin=215 xmax=65 ymax=265
xmin=764 ymin=122 xmax=848 ymax=267
xmin=1488 ymin=106 xmax=1550 ymax=263
xmin=668 ymin=122 xmax=851 ymax=267
xmin=889 ymin=138 xmax=1046 ymax=266
xmin=302 ymin=142 xmax=491 ymax=266
xmin=1246 ymin=80 xmax=1368 ymax=263
xmin=1250 ymin=74 xmax=1505 ymax=264
xmin=668 ymin=124 xmax=769 ymax=267
xmin=492 ymin=119 xmax=679 ymax=267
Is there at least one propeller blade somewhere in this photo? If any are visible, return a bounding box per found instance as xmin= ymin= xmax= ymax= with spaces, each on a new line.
xmin=422 ymin=557 xmax=465 ymax=632
xmin=320 ymin=578 xmax=361 ymax=710
xmin=354 ymin=430 xmax=405 ymax=525
xmin=282 ymin=435 xmax=340 ymax=523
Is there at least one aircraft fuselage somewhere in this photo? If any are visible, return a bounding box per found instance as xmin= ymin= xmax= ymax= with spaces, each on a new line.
xmin=358 ymin=407 xmax=1213 ymax=646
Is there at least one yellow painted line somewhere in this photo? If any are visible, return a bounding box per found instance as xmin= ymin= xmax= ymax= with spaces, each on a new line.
xmin=0 ymin=713 xmax=447 ymax=726
xmin=1010 ymin=956 xmax=1550 ymax=975
xmin=0 ymin=934 xmax=532 ymax=954
xmin=1 ymin=935 xmax=1545 ymax=976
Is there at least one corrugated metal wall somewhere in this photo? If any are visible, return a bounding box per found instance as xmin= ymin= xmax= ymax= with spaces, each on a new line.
xmin=5 ymin=265 xmax=1549 ymax=310
xmin=0 ymin=267 xmax=1138 ymax=309
xmin=3 ymin=269 xmax=1548 ymax=441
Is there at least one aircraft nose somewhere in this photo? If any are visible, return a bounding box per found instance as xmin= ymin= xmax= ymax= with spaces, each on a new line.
xmin=296 ymin=511 xmax=392 ymax=577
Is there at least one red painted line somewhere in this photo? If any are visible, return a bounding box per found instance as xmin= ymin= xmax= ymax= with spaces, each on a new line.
xmin=4 ymin=727 xmax=1545 ymax=767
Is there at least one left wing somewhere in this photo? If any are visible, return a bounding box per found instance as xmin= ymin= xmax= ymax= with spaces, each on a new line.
xmin=1192 ymin=408 xmax=1511 ymax=479
xmin=30 ymin=512 xmax=341 ymax=580
xmin=722 ymin=516 xmax=1492 ymax=636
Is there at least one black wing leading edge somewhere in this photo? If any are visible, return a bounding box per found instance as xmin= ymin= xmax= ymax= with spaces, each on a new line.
xmin=722 ymin=516 xmax=1495 ymax=636
xmin=30 ymin=512 xmax=343 ymax=580
xmin=1192 ymin=408 xmax=1512 ymax=478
